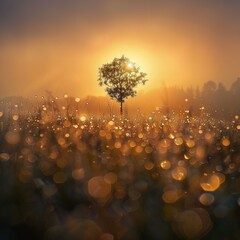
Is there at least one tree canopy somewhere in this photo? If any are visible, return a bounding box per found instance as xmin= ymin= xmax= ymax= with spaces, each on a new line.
xmin=98 ymin=55 xmax=147 ymax=114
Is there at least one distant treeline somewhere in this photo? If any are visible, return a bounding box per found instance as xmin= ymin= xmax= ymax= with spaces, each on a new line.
xmin=157 ymin=78 xmax=240 ymax=118
xmin=122 ymin=78 xmax=240 ymax=118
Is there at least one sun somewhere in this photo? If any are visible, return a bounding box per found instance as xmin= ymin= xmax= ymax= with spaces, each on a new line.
xmin=127 ymin=62 xmax=133 ymax=69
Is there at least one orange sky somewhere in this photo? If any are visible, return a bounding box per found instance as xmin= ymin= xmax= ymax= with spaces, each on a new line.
xmin=1 ymin=0 xmax=240 ymax=98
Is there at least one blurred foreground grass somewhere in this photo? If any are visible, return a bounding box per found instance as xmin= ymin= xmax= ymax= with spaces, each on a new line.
xmin=1 ymin=102 xmax=240 ymax=240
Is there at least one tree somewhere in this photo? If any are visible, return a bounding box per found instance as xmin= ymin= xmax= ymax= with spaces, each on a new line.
xmin=202 ymin=80 xmax=217 ymax=95
xmin=230 ymin=77 xmax=240 ymax=95
xmin=98 ymin=55 xmax=148 ymax=114
xmin=201 ymin=80 xmax=217 ymax=108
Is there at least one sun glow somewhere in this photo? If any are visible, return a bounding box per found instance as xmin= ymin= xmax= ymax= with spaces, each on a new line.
xmin=127 ymin=62 xmax=133 ymax=69
xmin=92 ymin=42 xmax=165 ymax=96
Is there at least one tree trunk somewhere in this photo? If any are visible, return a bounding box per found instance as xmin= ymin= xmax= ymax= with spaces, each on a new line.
xmin=120 ymin=101 xmax=123 ymax=115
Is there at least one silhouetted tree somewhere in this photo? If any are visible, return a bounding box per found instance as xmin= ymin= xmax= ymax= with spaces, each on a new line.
xmin=98 ymin=56 xmax=147 ymax=114
xmin=230 ymin=78 xmax=240 ymax=114
xmin=195 ymin=86 xmax=200 ymax=99
xmin=230 ymin=77 xmax=240 ymax=95
xmin=186 ymin=86 xmax=194 ymax=101
xmin=215 ymin=83 xmax=228 ymax=117
xmin=202 ymin=80 xmax=217 ymax=95
xmin=201 ymin=81 xmax=217 ymax=110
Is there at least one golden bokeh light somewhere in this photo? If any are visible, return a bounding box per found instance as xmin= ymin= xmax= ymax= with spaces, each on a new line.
xmin=199 ymin=193 xmax=215 ymax=206
xmin=171 ymin=167 xmax=187 ymax=181
xmin=88 ymin=176 xmax=112 ymax=199
xmin=160 ymin=160 xmax=171 ymax=170
xmin=162 ymin=190 xmax=182 ymax=204
xmin=200 ymin=174 xmax=221 ymax=192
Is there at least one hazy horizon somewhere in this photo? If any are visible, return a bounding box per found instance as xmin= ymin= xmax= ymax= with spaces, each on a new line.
xmin=0 ymin=78 xmax=238 ymax=100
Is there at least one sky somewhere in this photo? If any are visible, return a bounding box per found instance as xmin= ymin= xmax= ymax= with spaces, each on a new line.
xmin=1 ymin=0 xmax=240 ymax=98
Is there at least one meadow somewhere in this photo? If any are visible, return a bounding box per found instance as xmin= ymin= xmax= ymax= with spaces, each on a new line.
xmin=1 ymin=97 xmax=240 ymax=240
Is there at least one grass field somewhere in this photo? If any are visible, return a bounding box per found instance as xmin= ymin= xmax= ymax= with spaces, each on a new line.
xmin=1 ymin=101 xmax=240 ymax=240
